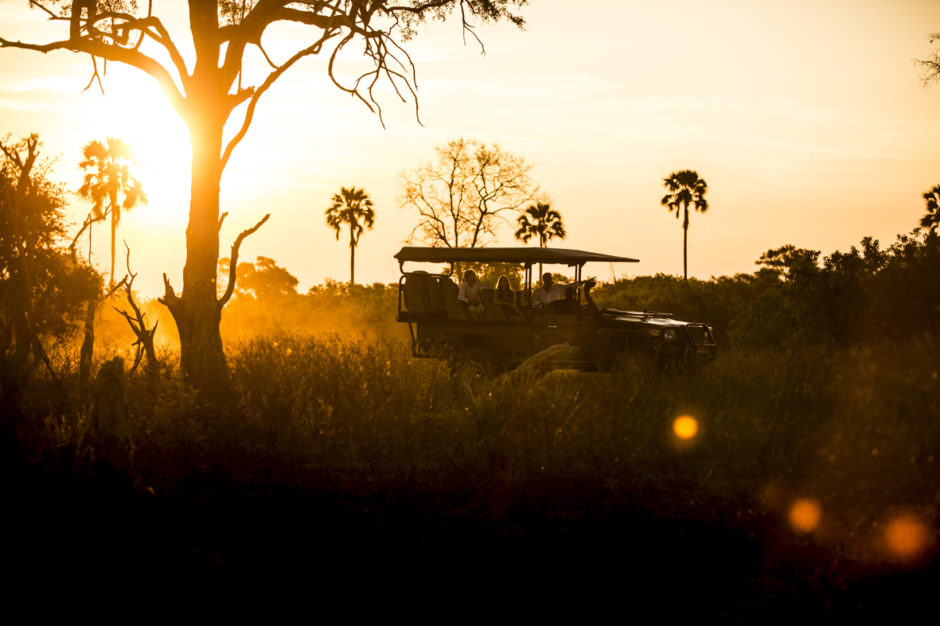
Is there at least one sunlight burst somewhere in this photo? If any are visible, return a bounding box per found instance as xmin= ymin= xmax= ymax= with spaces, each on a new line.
xmin=98 ymin=74 xmax=191 ymax=225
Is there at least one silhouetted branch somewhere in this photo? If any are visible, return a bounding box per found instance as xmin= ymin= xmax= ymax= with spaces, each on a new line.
xmin=1 ymin=5 xmax=188 ymax=114
xmin=68 ymin=210 xmax=107 ymax=258
xmin=113 ymin=243 xmax=159 ymax=376
xmin=157 ymin=272 xmax=179 ymax=309
xmin=218 ymin=213 xmax=271 ymax=309
xmin=220 ymin=35 xmax=335 ymax=170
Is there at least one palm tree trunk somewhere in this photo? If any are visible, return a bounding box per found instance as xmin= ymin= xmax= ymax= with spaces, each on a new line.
xmin=349 ymin=226 xmax=357 ymax=285
xmin=538 ymin=234 xmax=545 ymax=279
xmin=350 ymin=244 xmax=356 ymax=285
xmin=682 ymin=206 xmax=689 ymax=281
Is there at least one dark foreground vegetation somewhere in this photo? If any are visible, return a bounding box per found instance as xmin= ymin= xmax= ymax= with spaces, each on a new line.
xmin=3 ymin=332 xmax=938 ymax=614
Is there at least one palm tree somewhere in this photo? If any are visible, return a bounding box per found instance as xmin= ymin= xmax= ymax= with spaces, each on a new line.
xmin=661 ymin=170 xmax=709 ymax=281
xmin=325 ymin=186 xmax=376 ymax=284
xmin=515 ymin=201 xmax=566 ymax=278
xmin=78 ymin=138 xmax=147 ymax=286
xmin=920 ymin=184 xmax=940 ymax=234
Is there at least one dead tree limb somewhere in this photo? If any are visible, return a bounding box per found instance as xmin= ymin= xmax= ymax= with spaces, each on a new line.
xmin=113 ymin=242 xmax=159 ymax=378
xmin=218 ymin=213 xmax=270 ymax=309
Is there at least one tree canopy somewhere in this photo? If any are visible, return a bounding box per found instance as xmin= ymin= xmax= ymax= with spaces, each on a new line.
xmin=920 ymin=184 xmax=940 ymax=234
xmin=77 ymin=137 xmax=147 ymax=286
xmin=0 ymin=134 xmax=99 ymax=401
xmin=401 ymin=137 xmax=534 ymax=250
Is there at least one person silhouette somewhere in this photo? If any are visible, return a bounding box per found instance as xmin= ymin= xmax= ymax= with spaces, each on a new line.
xmin=458 ymin=269 xmax=484 ymax=320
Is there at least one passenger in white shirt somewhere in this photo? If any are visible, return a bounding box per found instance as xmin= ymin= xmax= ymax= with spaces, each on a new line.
xmin=458 ymin=269 xmax=484 ymax=320
xmin=531 ymin=272 xmax=564 ymax=308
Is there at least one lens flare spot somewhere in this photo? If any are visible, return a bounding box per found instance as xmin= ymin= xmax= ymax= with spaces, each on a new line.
xmin=884 ymin=514 xmax=930 ymax=560
xmin=673 ymin=415 xmax=699 ymax=440
xmin=788 ymin=498 xmax=822 ymax=533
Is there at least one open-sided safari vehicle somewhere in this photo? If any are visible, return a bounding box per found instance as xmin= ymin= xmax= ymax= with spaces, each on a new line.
xmin=395 ymin=246 xmax=716 ymax=373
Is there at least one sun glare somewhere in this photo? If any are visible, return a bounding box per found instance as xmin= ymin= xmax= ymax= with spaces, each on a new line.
xmin=788 ymin=498 xmax=822 ymax=534
xmin=100 ymin=78 xmax=192 ymax=225
xmin=673 ymin=415 xmax=699 ymax=440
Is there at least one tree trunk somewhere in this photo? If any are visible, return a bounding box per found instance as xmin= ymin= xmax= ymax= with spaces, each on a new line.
xmin=683 ymin=206 xmax=689 ymax=281
xmin=79 ymin=298 xmax=97 ymax=403
xmin=163 ymin=105 xmax=229 ymax=398
xmin=349 ymin=230 xmax=356 ymax=285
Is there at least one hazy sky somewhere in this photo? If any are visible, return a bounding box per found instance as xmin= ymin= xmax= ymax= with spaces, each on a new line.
xmin=1 ymin=0 xmax=938 ymax=295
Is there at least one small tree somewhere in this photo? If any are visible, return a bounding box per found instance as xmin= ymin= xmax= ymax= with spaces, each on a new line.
xmin=661 ymin=169 xmax=709 ymax=281
xmin=920 ymin=184 xmax=940 ymax=234
xmin=78 ymin=137 xmax=147 ymax=287
xmin=325 ymin=187 xmax=375 ymax=285
xmin=401 ymin=138 xmax=534 ymax=251
xmin=514 ymin=199 xmax=565 ymax=278
xmin=0 ymin=134 xmax=99 ymax=405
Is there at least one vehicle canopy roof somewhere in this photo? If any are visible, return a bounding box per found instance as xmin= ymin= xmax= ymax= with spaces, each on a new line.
xmin=395 ymin=246 xmax=639 ymax=271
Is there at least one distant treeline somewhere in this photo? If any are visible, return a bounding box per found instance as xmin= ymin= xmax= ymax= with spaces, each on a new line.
xmin=594 ymin=230 xmax=939 ymax=349
xmin=65 ymin=228 xmax=940 ymax=358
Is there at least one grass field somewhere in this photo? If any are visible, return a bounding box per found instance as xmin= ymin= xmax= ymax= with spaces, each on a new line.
xmin=3 ymin=333 xmax=938 ymax=614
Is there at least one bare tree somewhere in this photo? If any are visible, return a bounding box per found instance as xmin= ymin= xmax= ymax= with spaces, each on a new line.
xmin=1 ymin=1 xmax=527 ymax=397
xmin=916 ymin=32 xmax=940 ymax=86
xmin=401 ymin=137 xmax=534 ymax=251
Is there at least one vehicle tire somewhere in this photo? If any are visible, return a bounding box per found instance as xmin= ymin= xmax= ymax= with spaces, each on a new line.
xmin=606 ymin=342 xmax=655 ymax=375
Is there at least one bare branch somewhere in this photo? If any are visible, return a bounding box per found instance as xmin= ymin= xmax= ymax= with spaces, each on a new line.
xmin=157 ymin=272 xmax=178 ymax=308
xmin=218 ymin=213 xmax=271 ymax=309
xmin=1 ymin=22 xmax=187 ymax=114
xmin=220 ymin=31 xmax=337 ymax=169
xmin=113 ymin=241 xmax=160 ymax=377
xmin=68 ymin=210 xmax=107 ymax=257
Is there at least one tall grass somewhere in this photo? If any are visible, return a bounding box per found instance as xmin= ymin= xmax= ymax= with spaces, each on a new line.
xmin=6 ymin=332 xmax=938 ymax=598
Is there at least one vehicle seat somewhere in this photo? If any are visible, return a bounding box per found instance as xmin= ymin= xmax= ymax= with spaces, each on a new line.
xmin=426 ymin=276 xmax=445 ymax=314
xmin=482 ymin=289 xmax=506 ymax=322
xmin=403 ymin=271 xmax=431 ymax=317
xmin=440 ymin=276 xmax=468 ymax=321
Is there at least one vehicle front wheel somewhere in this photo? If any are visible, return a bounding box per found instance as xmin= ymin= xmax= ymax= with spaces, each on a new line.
xmin=604 ymin=343 xmax=655 ymax=375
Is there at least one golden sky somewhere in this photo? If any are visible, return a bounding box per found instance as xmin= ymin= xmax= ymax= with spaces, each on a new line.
xmin=1 ymin=0 xmax=938 ymax=295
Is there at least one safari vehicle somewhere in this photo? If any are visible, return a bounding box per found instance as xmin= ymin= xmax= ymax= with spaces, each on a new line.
xmin=394 ymin=246 xmax=716 ymax=373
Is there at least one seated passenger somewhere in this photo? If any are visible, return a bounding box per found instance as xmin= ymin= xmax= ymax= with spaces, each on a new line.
xmin=458 ymin=269 xmax=484 ymax=321
xmin=531 ymin=272 xmax=564 ymax=309
xmin=493 ymin=275 xmax=522 ymax=320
